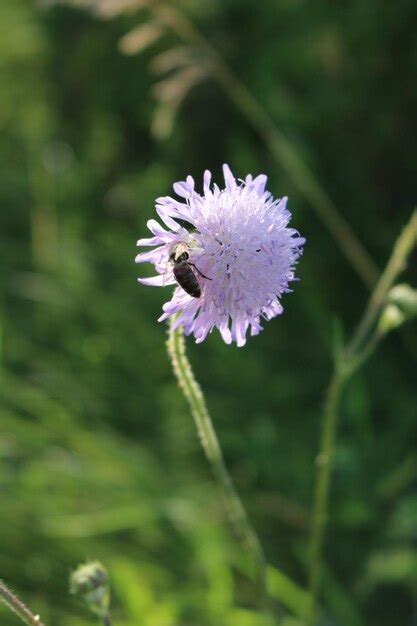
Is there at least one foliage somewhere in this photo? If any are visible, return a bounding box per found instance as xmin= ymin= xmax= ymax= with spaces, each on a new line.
xmin=0 ymin=1 xmax=416 ymax=625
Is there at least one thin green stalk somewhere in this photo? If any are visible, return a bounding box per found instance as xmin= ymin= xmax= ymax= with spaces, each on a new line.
xmin=306 ymin=210 xmax=417 ymax=626
xmin=347 ymin=328 xmax=385 ymax=375
xmin=166 ymin=321 xmax=269 ymax=610
xmin=0 ymin=580 xmax=46 ymax=626
xmin=149 ymin=1 xmax=379 ymax=289
xmin=306 ymin=370 xmax=345 ymax=625
xmin=347 ymin=210 xmax=417 ymax=357
xmin=102 ymin=613 xmax=112 ymax=626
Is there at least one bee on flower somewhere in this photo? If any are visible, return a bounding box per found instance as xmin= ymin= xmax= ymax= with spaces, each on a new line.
xmin=136 ymin=164 xmax=305 ymax=346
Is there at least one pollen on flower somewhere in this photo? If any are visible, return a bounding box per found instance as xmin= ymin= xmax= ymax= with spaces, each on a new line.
xmin=136 ymin=164 xmax=305 ymax=346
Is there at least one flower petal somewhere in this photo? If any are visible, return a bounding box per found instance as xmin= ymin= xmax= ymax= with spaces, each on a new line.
xmin=250 ymin=174 xmax=268 ymax=195
xmin=135 ymin=248 xmax=165 ymax=263
xmin=235 ymin=318 xmax=248 ymax=347
xmin=173 ymin=177 xmax=195 ymax=198
xmin=219 ymin=319 xmax=232 ymax=344
xmin=156 ymin=206 xmax=195 ymax=232
xmin=222 ymin=163 xmax=237 ymax=191
xmin=147 ymin=219 xmax=170 ymax=237
xmin=136 ymin=236 xmax=162 ymax=246
xmin=203 ymin=169 xmax=212 ymax=194
xmin=137 ymin=275 xmax=165 ymax=286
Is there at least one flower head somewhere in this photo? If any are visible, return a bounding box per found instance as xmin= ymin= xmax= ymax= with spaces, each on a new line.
xmin=70 ymin=562 xmax=110 ymax=618
xmin=136 ymin=164 xmax=305 ymax=346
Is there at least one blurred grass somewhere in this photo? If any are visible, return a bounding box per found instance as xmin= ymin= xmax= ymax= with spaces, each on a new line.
xmin=1 ymin=1 xmax=417 ymax=625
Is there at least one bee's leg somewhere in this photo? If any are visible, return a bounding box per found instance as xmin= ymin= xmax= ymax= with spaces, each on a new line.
xmin=189 ymin=263 xmax=212 ymax=280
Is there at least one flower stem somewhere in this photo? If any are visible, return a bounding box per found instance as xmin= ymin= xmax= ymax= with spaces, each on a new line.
xmin=0 ymin=580 xmax=46 ymax=626
xmin=306 ymin=210 xmax=417 ymax=626
xmin=306 ymin=371 xmax=345 ymax=625
xmin=102 ymin=613 xmax=112 ymax=626
xmin=166 ymin=321 xmax=269 ymax=610
xmin=347 ymin=210 xmax=417 ymax=357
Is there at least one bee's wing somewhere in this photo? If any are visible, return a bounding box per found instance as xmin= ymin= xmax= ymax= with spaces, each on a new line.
xmin=162 ymin=259 xmax=174 ymax=287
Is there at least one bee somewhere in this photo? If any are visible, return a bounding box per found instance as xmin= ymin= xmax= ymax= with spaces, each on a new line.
xmin=168 ymin=243 xmax=211 ymax=298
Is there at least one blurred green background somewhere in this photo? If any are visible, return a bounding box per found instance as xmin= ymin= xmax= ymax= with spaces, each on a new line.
xmin=1 ymin=1 xmax=416 ymax=625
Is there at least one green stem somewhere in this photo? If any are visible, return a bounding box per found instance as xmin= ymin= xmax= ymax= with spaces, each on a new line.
xmin=0 ymin=580 xmax=46 ymax=626
xmin=307 ymin=210 xmax=417 ymax=626
xmin=166 ymin=321 xmax=269 ymax=611
xmin=306 ymin=371 xmax=345 ymax=625
xmin=347 ymin=210 xmax=417 ymax=357
xmin=102 ymin=613 xmax=112 ymax=626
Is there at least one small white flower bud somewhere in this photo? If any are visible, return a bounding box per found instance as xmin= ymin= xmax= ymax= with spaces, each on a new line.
xmin=387 ymin=283 xmax=417 ymax=318
xmin=378 ymin=303 xmax=405 ymax=334
xmin=70 ymin=561 xmax=110 ymax=618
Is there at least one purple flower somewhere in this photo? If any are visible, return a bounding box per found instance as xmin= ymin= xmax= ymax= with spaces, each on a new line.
xmin=136 ymin=164 xmax=305 ymax=346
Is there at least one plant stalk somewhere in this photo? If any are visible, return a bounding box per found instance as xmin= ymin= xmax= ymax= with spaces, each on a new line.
xmin=0 ymin=580 xmax=46 ymax=626
xmin=166 ymin=321 xmax=270 ymax=612
xmin=306 ymin=371 xmax=345 ymax=625
xmin=347 ymin=210 xmax=417 ymax=357
xmin=102 ymin=613 xmax=112 ymax=626
xmin=306 ymin=210 xmax=417 ymax=625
